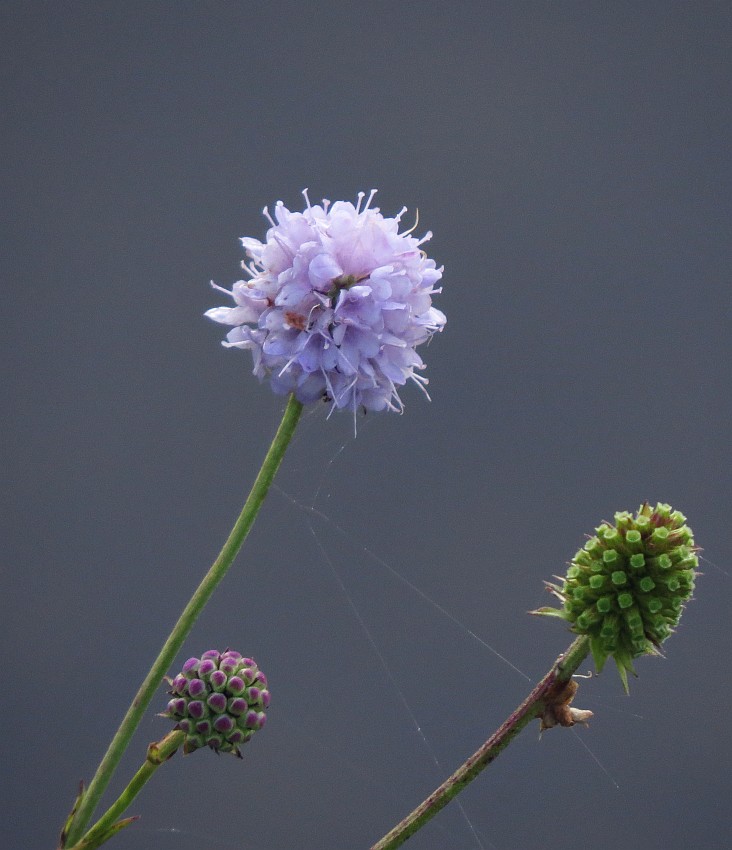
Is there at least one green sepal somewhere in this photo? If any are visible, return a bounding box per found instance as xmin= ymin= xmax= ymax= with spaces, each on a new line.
xmin=613 ymin=653 xmax=638 ymax=695
xmin=589 ymin=636 xmax=609 ymax=674
xmin=529 ymin=606 xmax=569 ymax=619
xmin=58 ymin=781 xmax=85 ymax=848
xmin=74 ymin=817 xmax=139 ymax=850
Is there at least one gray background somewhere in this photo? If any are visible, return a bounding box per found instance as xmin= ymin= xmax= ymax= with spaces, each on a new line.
xmin=3 ymin=3 xmax=731 ymax=849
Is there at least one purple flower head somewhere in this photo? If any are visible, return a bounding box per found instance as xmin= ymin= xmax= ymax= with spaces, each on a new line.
xmin=206 ymin=190 xmax=446 ymax=414
xmin=162 ymin=650 xmax=270 ymax=757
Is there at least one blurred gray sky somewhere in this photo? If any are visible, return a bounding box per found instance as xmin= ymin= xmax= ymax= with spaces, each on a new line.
xmin=3 ymin=3 xmax=731 ymax=849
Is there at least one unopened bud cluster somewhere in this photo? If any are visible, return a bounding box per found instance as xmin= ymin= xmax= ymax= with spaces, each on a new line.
xmin=163 ymin=650 xmax=269 ymax=756
xmin=541 ymin=503 xmax=698 ymax=689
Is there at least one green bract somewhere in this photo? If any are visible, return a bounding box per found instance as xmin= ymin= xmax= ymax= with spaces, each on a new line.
xmin=537 ymin=503 xmax=698 ymax=691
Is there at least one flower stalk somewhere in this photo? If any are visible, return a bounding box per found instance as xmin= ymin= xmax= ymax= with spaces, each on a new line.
xmin=62 ymin=394 xmax=303 ymax=847
xmin=370 ymin=636 xmax=591 ymax=850
xmin=67 ymin=731 xmax=185 ymax=850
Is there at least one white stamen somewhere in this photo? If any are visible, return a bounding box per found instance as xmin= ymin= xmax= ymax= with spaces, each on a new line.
xmin=410 ymin=372 xmax=432 ymax=400
xmin=402 ymin=209 xmax=420 ymax=235
xmin=241 ymin=261 xmax=259 ymax=278
xmin=277 ymin=333 xmax=313 ymax=377
xmin=362 ymin=189 xmax=378 ymax=211
xmin=272 ymin=231 xmax=294 ymax=258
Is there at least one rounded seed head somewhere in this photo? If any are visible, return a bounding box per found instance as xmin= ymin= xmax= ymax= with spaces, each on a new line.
xmin=539 ymin=503 xmax=698 ymax=691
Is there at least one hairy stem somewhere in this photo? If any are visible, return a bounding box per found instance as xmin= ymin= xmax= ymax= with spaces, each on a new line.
xmin=370 ymin=635 xmax=591 ymax=850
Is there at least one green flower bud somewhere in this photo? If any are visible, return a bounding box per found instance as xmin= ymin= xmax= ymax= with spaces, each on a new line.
xmin=537 ymin=503 xmax=698 ymax=691
xmin=162 ymin=650 xmax=269 ymax=757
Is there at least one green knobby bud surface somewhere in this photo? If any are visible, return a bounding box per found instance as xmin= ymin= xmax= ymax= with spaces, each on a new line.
xmin=537 ymin=503 xmax=698 ymax=691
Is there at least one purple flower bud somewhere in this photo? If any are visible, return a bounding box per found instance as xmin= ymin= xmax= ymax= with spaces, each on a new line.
xmin=207 ymin=734 xmax=224 ymax=752
xmin=201 ymin=650 xmax=221 ymax=662
xmin=162 ymin=650 xmax=270 ymax=756
xmin=171 ymin=674 xmax=188 ymax=693
xmin=228 ymin=697 xmax=248 ymax=716
xmin=210 ymin=670 xmax=227 ymax=691
xmin=219 ymin=653 xmax=242 ymax=675
xmin=227 ymin=676 xmax=246 ymax=695
xmin=181 ymin=658 xmax=200 ymax=677
xmin=243 ymin=709 xmax=260 ymax=729
xmin=187 ymin=678 xmax=206 ymax=698
xmin=207 ymin=693 xmax=227 ymax=714
xmin=195 ymin=719 xmax=212 ymax=736
xmin=246 ymin=687 xmax=262 ymax=704
xmin=165 ymin=698 xmax=185 ymax=718
xmin=241 ymin=667 xmax=256 ymax=685
xmin=227 ymin=729 xmax=245 ymax=745
xmin=187 ymin=701 xmax=206 ymax=720
xmin=213 ymin=715 xmax=235 ymax=734
xmin=197 ymin=659 xmax=216 ymax=679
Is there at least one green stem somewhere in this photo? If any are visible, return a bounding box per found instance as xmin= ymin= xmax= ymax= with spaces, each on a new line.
xmin=71 ymin=731 xmax=185 ymax=850
xmin=370 ymin=635 xmax=591 ymax=850
xmin=64 ymin=395 xmax=304 ymax=847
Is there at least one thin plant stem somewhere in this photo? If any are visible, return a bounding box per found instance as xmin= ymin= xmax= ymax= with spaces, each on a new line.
xmin=370 ymin=635 xmax=591 ymax=850
xmin=63 ymin=395 xmax=304 ymax=847
xmin=72 ymin=731 xmax=185 ymax=850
